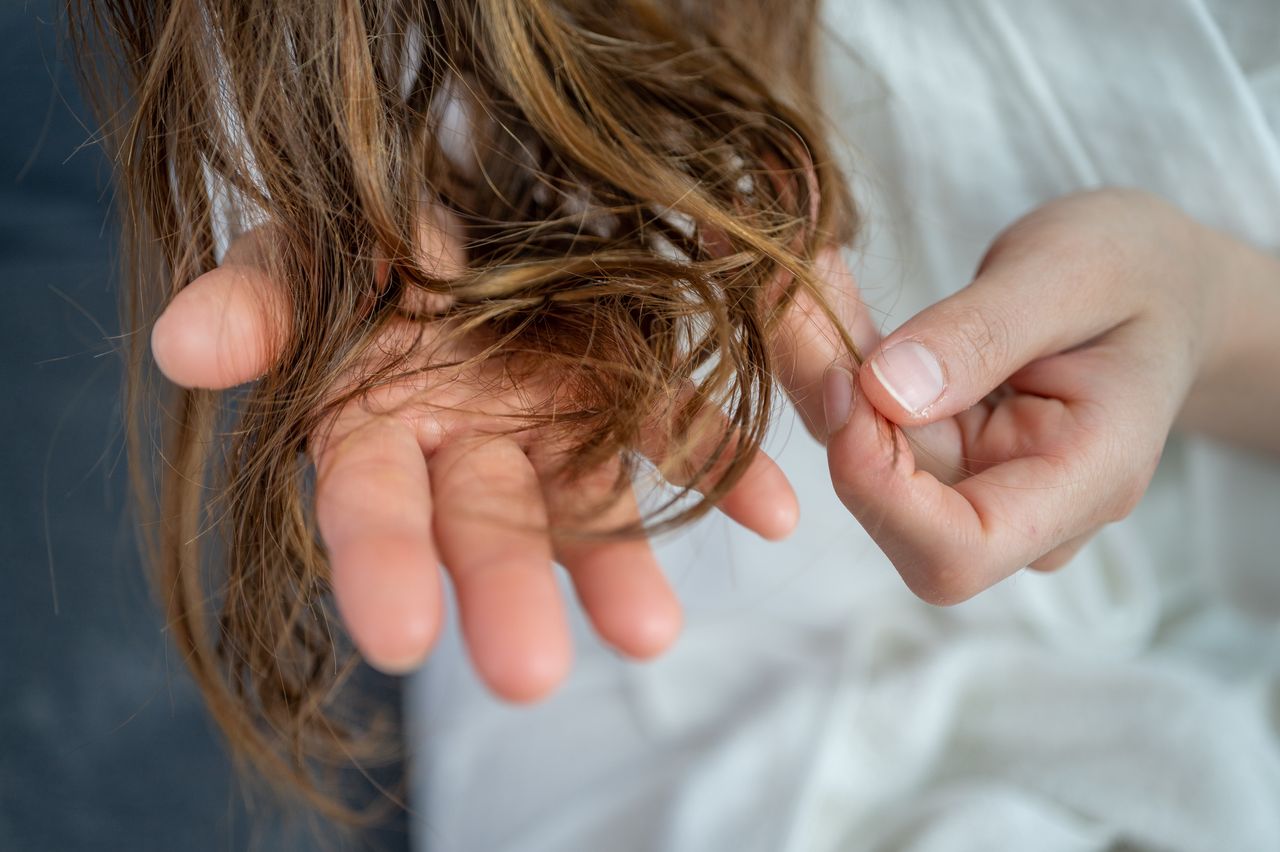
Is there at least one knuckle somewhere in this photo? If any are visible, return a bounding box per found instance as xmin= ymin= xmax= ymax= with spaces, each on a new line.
xmin=986 ymin=198 xmax=1135 ymax=286
xmin=943 ymin=302 xmax=1018 ymax=382
xmin=900 ymin=556 xmax=987 ymax=607
xmin=321 ymin=437 xmax=399 ymax=485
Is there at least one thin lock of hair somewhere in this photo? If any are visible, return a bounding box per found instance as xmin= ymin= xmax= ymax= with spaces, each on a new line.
xmin=69 ymin=0 xmax=859 ymax=824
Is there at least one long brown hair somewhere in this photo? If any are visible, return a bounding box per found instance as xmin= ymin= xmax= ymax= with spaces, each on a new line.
xmin=69 ymin=0 xmax=857 ymax=824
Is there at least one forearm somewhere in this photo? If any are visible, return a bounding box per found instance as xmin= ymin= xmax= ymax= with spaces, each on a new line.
xmin=1177 ymin=224 xmax=1280 ymax=455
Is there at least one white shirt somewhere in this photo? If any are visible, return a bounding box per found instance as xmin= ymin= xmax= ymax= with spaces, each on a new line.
xmin=407 ymin=3 xmax=1280 ymax=849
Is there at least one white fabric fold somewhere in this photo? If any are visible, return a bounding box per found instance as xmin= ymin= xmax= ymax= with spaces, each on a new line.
xmin=408 ymin=3 xmax=1280 ymax=849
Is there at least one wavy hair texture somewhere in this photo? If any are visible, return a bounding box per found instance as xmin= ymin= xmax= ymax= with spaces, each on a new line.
xmin=69 ymin=0 xmax=858 ymax=826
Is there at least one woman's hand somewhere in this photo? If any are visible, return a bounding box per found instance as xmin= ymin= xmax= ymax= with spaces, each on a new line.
xmin=819 ymin=188 xmax=1280 ymax=605
xmin=149 ymin=213 xmax=799 ymax=701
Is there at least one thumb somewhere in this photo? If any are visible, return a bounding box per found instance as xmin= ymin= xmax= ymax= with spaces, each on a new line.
xmin=150 ymin=231 xmax=290 ymax=389
xmin=858 ymin=264 xmax=1113 ymax=426
xmin=151 ymin=204 xmax=468 ymax=390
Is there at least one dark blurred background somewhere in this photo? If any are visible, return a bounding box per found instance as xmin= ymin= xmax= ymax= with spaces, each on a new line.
xmin=0 ymin=4 xmax=406 ymax=849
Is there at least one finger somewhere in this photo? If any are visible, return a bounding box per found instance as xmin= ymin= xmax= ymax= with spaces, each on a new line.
xmin=539 ymin=462 xmax=682 ymax=660
xmin=429 ymin=437 xmax=572 ymax=703
xmin=715 ymin=448 xmax=799 ymax=541
xmin=381 ymin=202 xmax=467 ymax=315
xmin=154 ymin=202 xmax=464 ymax=389
xmin=858 ymin=248 xmax=1129 ymax=426
xmin=824 ymin=365 xmax=1103 ymax=605
xmin=640 ymin=402 xmax=799 ymax=541
xmin=312 ymin=414 xmax=444 ymax=675
xmin=150 ymin=231 xmax=290 ymax=389
xmin=1029 ymin=531 xmax=1095 ymax=572
xmin=772 ymin=247 xmax=880 ymax=441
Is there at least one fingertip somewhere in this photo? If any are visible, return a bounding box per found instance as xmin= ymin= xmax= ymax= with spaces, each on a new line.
xmin=857 ymin=343 xmax=946 ymax=427
xmin=758 ymin=483 xmax=800 ymax=541
xmin=359 ymin=603 xmax=442 ymax=675
xmin=617 ymin=599 xmax=682 ymax=660
xmin=828 ymin=371 xmax=907 ymax=499
xmin=479 ymin=627 xmax=574 ymax=704
xmin=855 ymin=352 xmax=897 ymax=421
xmin=821 ymin=362 xmax=855 ymax=440
xmin=150 ymin=285 xmax=216 ymax=388
xmin=333 ymin=542 xmax=445 ymax=676
xmin=150 ymin=265 xmax=283 ymax=389
xmin=459 ymin=569 xmax=573 ymax=704
xmin=588 ymin=569 xmax=683 ymax=660
xmin=365 ymin=641 xmax=433 ymax=677
xmin=724 ymin=451 xmax=799 ymax=541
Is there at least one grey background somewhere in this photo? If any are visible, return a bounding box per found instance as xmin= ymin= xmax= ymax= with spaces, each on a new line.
xmin=0 ymin=4 xmax=408 ymax=850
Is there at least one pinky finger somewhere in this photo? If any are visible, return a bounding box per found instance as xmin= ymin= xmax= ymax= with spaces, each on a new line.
xmin=639 ymin=405 xmax=799 ymax=541
xmin=539 ymin=462 xmax=682 ymax=660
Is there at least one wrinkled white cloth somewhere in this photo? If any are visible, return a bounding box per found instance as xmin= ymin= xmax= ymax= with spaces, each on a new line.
xmin=407 ymin=2 xmax=1280 ymax=850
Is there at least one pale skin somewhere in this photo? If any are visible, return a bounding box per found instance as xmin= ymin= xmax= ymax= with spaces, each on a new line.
xmin=824 ymin=189 xmax=1280 ymax=604
xmin=152 ymin=187 xmax=1280 ymax=699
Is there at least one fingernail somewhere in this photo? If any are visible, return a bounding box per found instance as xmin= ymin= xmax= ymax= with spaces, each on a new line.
xmin=823 ymin=363 xmax=855 ymax=435
xmin=869 ymin=341 xmax=944 ymax=415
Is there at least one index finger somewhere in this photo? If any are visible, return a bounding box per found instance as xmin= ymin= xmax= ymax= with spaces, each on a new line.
xmin=824 ymin=367 xmax=1104 ymax=605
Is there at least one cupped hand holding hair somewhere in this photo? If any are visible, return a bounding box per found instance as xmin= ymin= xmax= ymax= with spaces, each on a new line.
xmin=817 ymin=188 xmax=1280 ymax=605
xmin=150 ymin=208 xmax=828 ymax=702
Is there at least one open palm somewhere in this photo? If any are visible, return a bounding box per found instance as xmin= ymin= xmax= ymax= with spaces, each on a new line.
xmin=150 ymin=212 xmax=832 ymax=701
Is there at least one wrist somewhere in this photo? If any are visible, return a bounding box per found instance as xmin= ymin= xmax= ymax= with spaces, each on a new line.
xmin=1178 ymin=223 xmax=1280 ymax=453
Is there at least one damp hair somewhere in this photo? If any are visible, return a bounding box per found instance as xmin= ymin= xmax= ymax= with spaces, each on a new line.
xmin=68 ymin=0 xmax=858 ymax=825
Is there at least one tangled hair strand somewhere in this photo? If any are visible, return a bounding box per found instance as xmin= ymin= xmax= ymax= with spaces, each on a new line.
xmin=68 ymin=0 xmax=858 ymax=824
